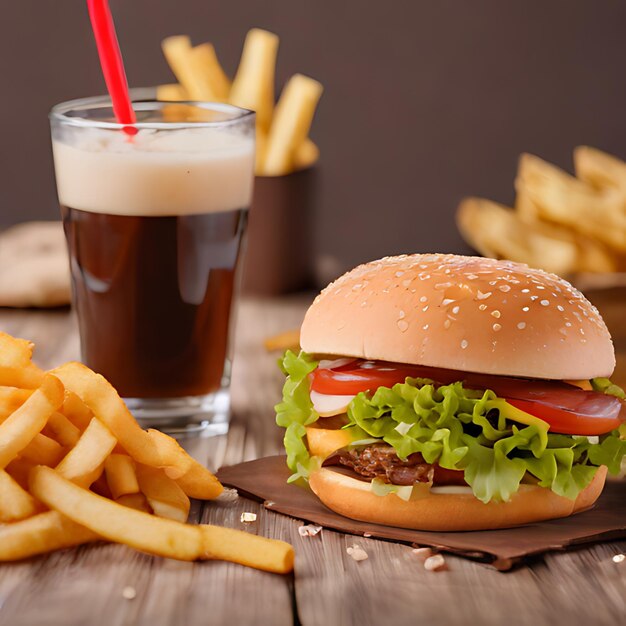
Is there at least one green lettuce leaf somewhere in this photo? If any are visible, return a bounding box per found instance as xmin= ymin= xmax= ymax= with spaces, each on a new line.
xmin=591 ymin=377 xmax=626 ymax=400
xmin=276 ymin=352 xmax=626 ymax=502
xmin=275 ymin=351 xmax=319 ymax=483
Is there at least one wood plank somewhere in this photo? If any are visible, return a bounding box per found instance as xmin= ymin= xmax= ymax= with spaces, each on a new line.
xmin=287 ymin=524 xmax=626 ymax=626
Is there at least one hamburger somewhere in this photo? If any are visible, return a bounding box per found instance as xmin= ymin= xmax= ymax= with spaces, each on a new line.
xmin=275 ymin=254 xmax=626 ymax=531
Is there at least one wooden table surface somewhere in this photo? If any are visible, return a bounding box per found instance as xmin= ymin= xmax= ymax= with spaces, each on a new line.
xmin=0 ymin=295 xmax=625 ymax=626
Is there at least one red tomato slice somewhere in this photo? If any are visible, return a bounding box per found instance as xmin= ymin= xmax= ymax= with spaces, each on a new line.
xmin=309 ymin=359 xmax=625 ymax=435
xmin=311 ymin=360 xmax=420 ymax=395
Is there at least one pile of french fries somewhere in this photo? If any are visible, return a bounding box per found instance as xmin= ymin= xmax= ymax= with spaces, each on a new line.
xmin=158 ymin=29 xmax=323 ymax=177
xmin=457 ymin=147 xmax=626 ymax=276
xmin=0 ymin=332 xmax=294 ymax=573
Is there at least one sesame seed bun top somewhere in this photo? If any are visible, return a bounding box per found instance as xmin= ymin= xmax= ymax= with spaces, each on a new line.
xmin=300 ymin=254 xmax=615 ymax=380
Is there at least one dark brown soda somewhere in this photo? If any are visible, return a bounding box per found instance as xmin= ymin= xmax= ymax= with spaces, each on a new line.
xmin=61 ymin=206 xmax=247 ymax=398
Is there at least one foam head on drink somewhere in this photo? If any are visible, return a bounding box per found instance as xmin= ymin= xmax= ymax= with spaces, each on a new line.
xmin=53 ymin=127 xmax=254 ymax=400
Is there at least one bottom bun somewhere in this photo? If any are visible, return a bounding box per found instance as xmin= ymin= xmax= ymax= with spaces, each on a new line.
xmin=309 ymin=466 xmax=607 ymax=531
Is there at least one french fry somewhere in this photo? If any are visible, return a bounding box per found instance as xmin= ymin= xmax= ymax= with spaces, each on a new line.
xmin=19 ymin=433 xmax=65 ymax=467
xmin=0 ymin=332 xmax=33 ymax=368
xmin=116 ymin=493 xmax=152 ymax=514
xmin=43 ymin=411 xmax=81 ymax=447
xmin=191 ymin=43 xmax=231 ymax=101
xmin=147 ymin=428 xmax=223 ymax=499
xmin=52 ymin=363 xmax=221 ymax=494
xmin=514 ymin=189 xmax=541 ymax=223
xmin=55 ymin=417 xmax=117 ymax=488
xmin=574 ymin=146 xmax=626 ymax=193
xmin=515 ymin=153 xmax=626 ymax=252
xmin=0 ymin=331 xmax=294 ymax=573
xmin=104 ymin=453 xmax=140 ymax=500
xmin=51 ymin=363 xmax=190 ymax=475
xmin=0 ymin=511 xmax=97 ymax=561
xmin=0 ymin=469 xmax=39 ymax=522
xmin=61 ymin=391 xmax=94 ymax=432
xmin=0 ymin=374 xmax=64 ymax=469
xmin=456 ymin=197 xmax=617 ymax=275
xmin=230 ymin=29 xmax=279 ymax=132
xmin=156 ymin=83 xmax=188 ymax=101
xmin=162 ymin=35 xmax=217 ymax=101
xmin=263 ymin=74 xmax=324 ymax=176
xmin=30 ymin=466 xmax=295 ymax=573
xmin=264 ymin=329 xmax=301 ymax=353
xmin=0 ymin=387 xmax=32 ymax=421
xmin=0 ymin=365 xmax=44 ymax=389
xmin=293 ymin=138 xmax=320 ymax=171
xmin=136 ymin=463 xmax=190 ymax=523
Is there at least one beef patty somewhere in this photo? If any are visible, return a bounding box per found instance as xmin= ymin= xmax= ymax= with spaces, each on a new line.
xmin=324 ymin=443 xmax=466 ymax=486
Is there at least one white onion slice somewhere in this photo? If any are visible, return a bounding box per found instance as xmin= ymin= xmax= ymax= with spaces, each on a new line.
xmin=310 ymin=390 xmax=356 ymax=416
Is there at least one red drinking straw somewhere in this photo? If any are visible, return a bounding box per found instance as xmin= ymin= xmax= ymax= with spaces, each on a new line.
xmin=86 ymin=0 xmax=136 ymax=131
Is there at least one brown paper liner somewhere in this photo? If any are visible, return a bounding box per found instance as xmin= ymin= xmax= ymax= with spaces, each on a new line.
xmin=216 ymin=455 xmax=626 ymax=571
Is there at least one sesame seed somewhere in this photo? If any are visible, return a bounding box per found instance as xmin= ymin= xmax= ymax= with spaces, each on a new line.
xmin=491 ymin=310 xmax=501 ymax=318
xmin=557 ymin=305 xmax=564 ymax=312
xmin=477 ymin=291 xmax=492 ymax=300
xmin=397 ymin=320 xmax=409 ymax=332
xmin=441 ymin=298 xmax=455 ymax=306
xmin=420 ymin=296 xmax=428 ymax=302
xmin=479 ymin=304 xmax=487 ymax=311
xmin=521 ymin=288 xmax=530 ymax=293
xmin=444 ymin=319 xmax=451 ymax=329
xmin=493 ymin=323 xmax=502 ymax=332
xmin=398 ymin=310 xmax=406 ymax=319
xmin=522 ymin=306 xmax=530 ymax=312
xmin=395 ymin=271 xmax=404 ymax=277
xmin=540 ymin=300 xmax=550 ymax=306
xmin=422 ymin=324 xmax=429 ymax=330
xmin=460 ymin=339 xmax=468 ymax=349
xmin=517 ymin=322 xmax=526 ymax=330
xmin=422 ymin=306 xmax=429 ymax=312
xmin=498 ymin=285 xmax=511 ymax=292
xmin=452 ymin=306 xmax=460 ymax=314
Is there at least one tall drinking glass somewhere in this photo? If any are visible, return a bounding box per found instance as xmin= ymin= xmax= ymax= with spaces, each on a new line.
xmin=50 ymin=98 xmax=255 ymax=433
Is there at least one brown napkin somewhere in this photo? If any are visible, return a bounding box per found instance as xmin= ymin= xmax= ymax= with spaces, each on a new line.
xmin=0 ymin=222 xmax=70 ymax=308
xmin=217 ymin=455 xmax=626 ymax=570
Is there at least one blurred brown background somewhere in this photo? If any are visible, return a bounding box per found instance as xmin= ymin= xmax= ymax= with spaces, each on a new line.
xmin=1 ymin=1 xmax=625 ymax=285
